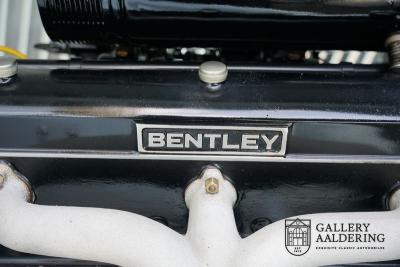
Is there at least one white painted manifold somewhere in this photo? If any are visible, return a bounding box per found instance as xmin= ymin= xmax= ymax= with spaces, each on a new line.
xmin=0 ymin=163 xmax=399 ymax=267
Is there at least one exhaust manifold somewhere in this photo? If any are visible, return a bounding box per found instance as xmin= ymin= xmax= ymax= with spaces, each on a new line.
xmin=0 ymin=162 xmax=399 ymax=267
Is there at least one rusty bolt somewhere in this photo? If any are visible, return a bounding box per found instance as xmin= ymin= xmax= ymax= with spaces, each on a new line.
xmin=205 ymin=178 xmax=219 ymax=194
xmin=116 ymin=48 xmax=129 ymax=58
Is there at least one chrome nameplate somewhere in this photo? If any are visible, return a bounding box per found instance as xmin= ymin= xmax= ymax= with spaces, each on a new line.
xmin=137 ymin=124 xmax=288 ymax=156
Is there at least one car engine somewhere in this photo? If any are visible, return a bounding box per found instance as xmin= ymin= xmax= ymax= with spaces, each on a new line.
xmin=1 ymin=1 xmax=400 ymax=266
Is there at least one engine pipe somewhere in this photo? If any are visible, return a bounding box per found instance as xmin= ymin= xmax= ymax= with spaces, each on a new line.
xmin=37 ymin=0 xmax=400 ymax=49
xmin=0 ymin=163 xmax=399 ymax=266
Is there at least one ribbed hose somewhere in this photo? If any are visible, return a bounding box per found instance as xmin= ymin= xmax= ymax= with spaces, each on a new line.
xmin=37 ymin=0 xmax=125 ymax=43
xmin=38 ymin=0 xmax=105 ymax=25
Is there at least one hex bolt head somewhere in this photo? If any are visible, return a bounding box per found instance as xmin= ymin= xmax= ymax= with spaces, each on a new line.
xmin=198 ymin=61 xmax=228 ymax=84
xmin=205 ymin=178 xmax=219 ymax=194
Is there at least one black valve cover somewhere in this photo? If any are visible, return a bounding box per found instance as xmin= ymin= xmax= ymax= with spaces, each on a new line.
xmin=0 ymin=60 xmax=399 ymax=266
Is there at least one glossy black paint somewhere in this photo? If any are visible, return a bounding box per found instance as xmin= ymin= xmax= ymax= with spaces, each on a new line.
xmin=1 ymin=159 xmax=399 ymax=266
xmin=0 ymin=61 xmax=400 ymax=266
xmin=3 ymin=61 xmax=398 ymax=122
xmin=3 ymin=116 xmax=400 ymax=157
xmin=0 ymin=117 xmax=136 ymax=151
xmin=37 ymin=0 xmax=400 ymax=49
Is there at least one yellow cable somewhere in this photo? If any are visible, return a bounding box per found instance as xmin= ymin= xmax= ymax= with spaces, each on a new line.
xmin=0 ymin=46 xmax=28 ymax=59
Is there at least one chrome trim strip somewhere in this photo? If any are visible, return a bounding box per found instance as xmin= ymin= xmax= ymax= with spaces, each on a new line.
xmin=0 ymin=149 xmax=399 ymax=164
xmin=0 ymin=108 xmax=397 ymax=122
xmin=18 ymin=61 xmax=384 ymax=74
